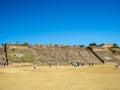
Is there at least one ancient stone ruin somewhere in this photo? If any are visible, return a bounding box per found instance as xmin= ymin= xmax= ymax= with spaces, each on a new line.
xmin=0 ymin=43 xmax=120 ymax=65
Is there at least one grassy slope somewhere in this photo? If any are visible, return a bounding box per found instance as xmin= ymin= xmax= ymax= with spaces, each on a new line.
xmin=7 ymin=48 xmax=35 ymax=62
xmin=0 ymin=64 xmax=120 ymax=90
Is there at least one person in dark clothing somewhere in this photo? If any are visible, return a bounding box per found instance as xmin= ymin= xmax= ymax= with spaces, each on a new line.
xmin=91 ymin=62 xmax=94 ymax=66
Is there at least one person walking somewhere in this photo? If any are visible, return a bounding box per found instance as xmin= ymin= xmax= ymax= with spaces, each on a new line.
xmin=34 ymin=63 xmax=36 ymax=70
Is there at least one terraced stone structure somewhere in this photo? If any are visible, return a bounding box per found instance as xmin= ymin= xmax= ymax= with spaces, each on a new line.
xmin=0 ymin=43 xmax=120 ymax=65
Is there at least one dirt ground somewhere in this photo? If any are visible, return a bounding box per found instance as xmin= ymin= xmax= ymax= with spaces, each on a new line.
xmin=0 ymin=64 xmax=120 ymax=90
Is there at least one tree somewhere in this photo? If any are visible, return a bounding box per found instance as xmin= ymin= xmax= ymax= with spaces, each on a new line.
xmin=1 ymin=43 xmax=4 ymax=46
xmin=23 ymin=42 xmax=29 ymax=46
xmin=112 ymin=44 xmax=119 ymax=48
xmin=89 ymin=43 xmax=97 ymax=46
xmin=73 ymin=44 xmax=77 ymax=47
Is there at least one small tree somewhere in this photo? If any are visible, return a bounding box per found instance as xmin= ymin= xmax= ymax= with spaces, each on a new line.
xmin=23 ymin=42 xmax=29 ymax=46
xmin=1 ymin=43 xmax=4 ymax=46
xmin=112 ymin=44 xmax=119 ymax=48
xmin=73 ymin=44 xmax=77 ymax=47
xmin=89 ymin=43 xmax=97 ymax=46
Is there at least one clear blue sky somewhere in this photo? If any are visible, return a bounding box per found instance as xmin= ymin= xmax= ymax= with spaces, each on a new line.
xmin=0 ymin=0 xmax=120 ymax=46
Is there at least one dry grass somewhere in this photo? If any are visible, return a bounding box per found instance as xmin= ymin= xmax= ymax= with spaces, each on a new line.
xmin=0 ymin=64 xmax=120 ymax=90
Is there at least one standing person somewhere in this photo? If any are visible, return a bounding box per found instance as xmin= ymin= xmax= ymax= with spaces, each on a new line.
xmin=34 ymin=63 xmax=36 ymax=70
xmin=115 ymin=63 xmax=118 ymax=69
xmin=91 ymin=62 xmax=94 ymax=66
xmin=2 ymin=57 xmax=6 ymax=68
xmin=49 ymin=63 xmax=52 ymax=68
xmin=88 ymin=62 xmax=91 ymax=67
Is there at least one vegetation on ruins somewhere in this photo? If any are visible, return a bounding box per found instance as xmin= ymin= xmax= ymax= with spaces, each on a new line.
xmin=23 ymin=42 xmax=30 ymax=46
xmin=112 ymin=43 xmax=119 ymax=48
xmin=89 ymin=43 xmax=97 ymax=46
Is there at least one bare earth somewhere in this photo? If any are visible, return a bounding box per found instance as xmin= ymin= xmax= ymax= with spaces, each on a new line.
xmin=0 ymin=64 xmax=120 ymax=90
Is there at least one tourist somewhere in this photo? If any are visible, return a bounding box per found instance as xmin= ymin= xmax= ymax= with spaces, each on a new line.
xmin=91 ymin=62 xmax=94 ymax=66
xmin=49 ymin=63 xmax=52 ymax=68
xmin=115 ymin=63 xmax=118 ymax=69
xmin=34 ymin=63 xmax=36 ymax=70
xmin=88 ymin=62 xmax=91 ymax=67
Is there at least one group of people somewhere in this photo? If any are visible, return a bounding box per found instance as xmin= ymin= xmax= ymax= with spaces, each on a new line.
xmin=33 ymin=63 xmax=59 ymax=70
xmin=0 ymin=58 xmax=8 ymax=68
xmin=71 ymin=62 xmax=86 ymax=67
xmin=33 ymin=62 xmax=94 ymax=69
xmin=32 ymin=62 xmax=119 ymax=70
xmin=88 ymin=62 xmax=94 ymax=67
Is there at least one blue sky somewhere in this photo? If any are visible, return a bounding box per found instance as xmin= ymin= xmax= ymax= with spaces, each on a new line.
xmin=0 ymin=0 xmax=120 ymax=46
